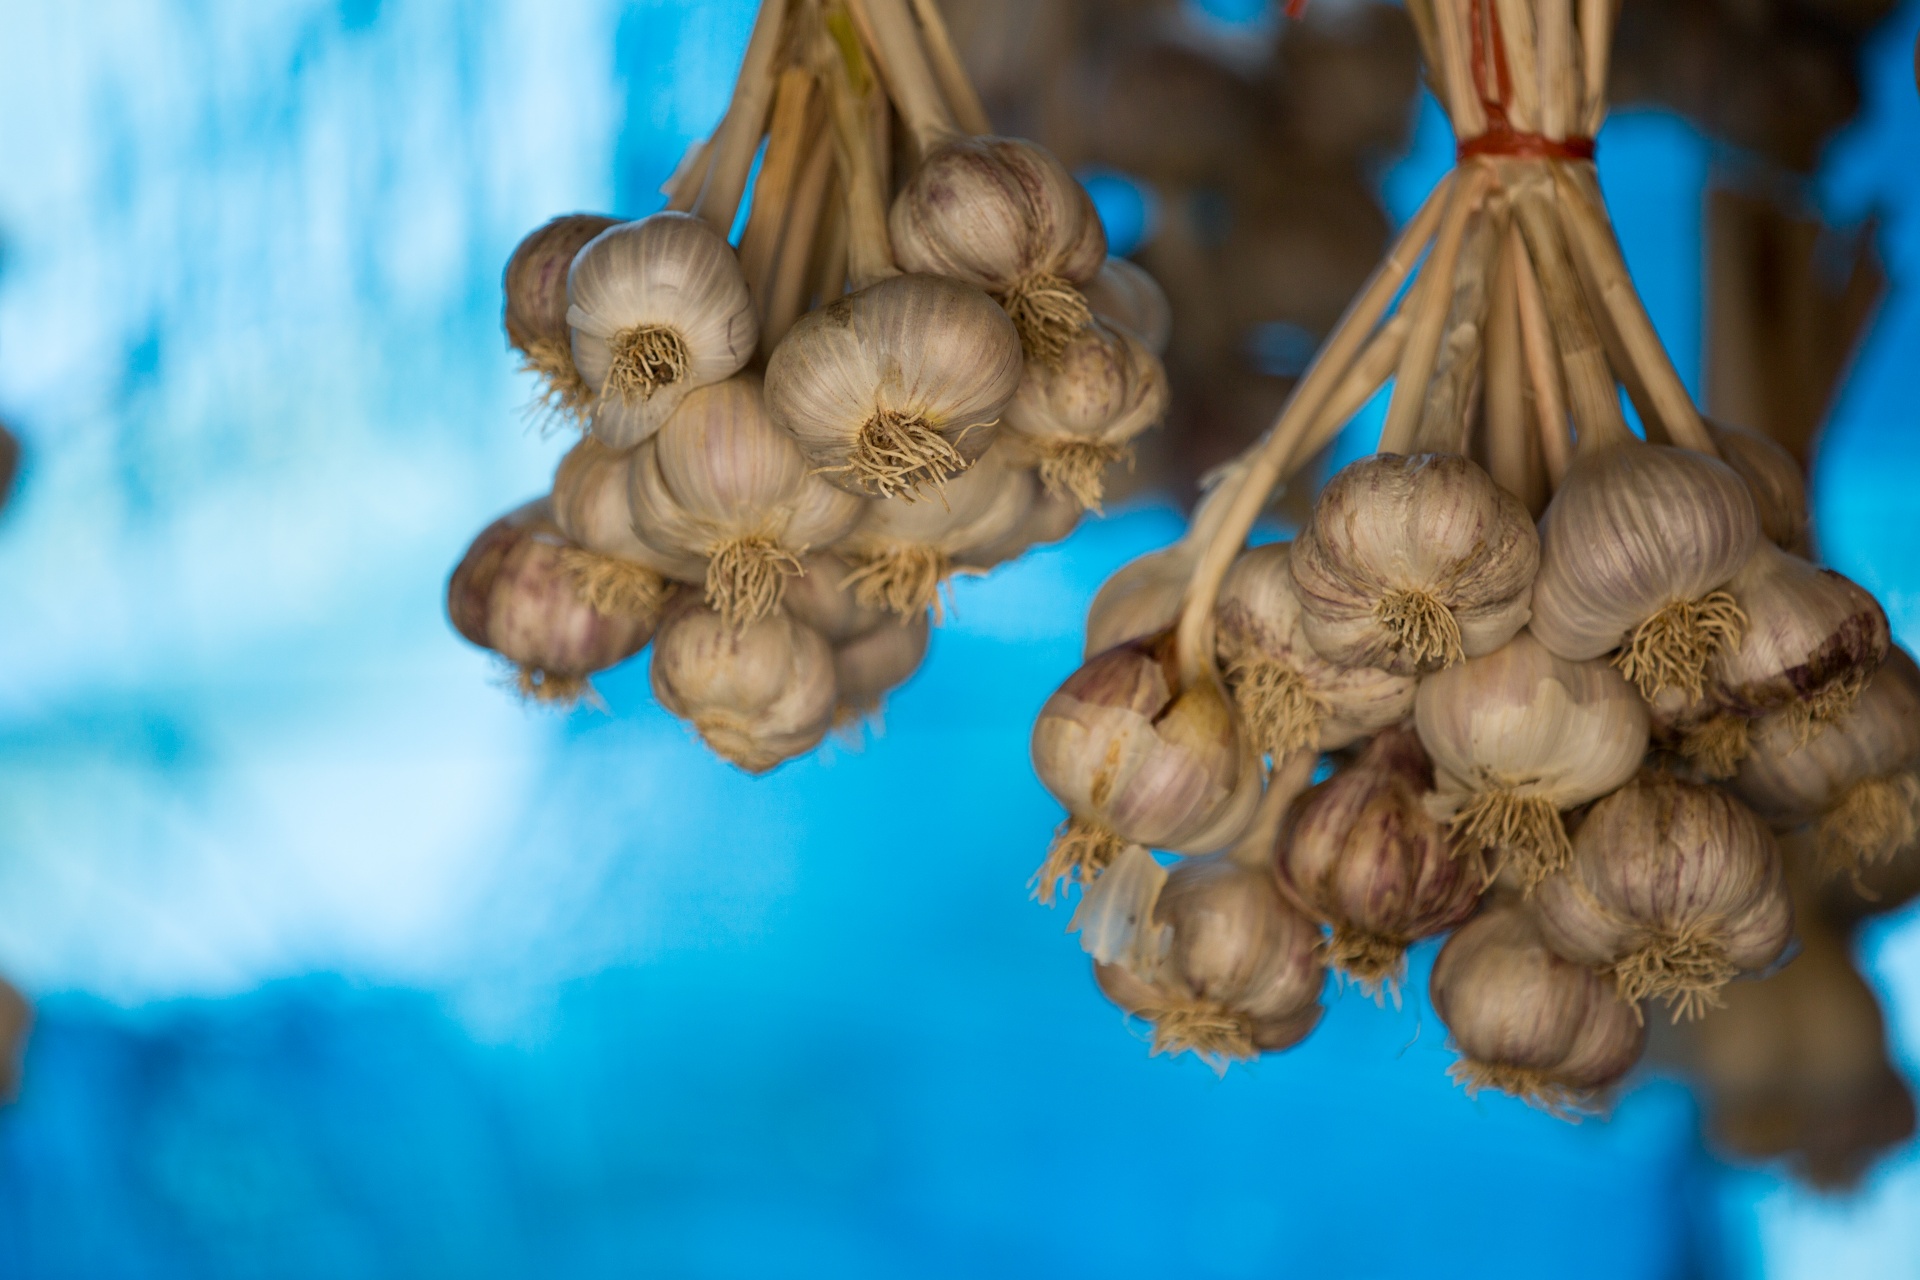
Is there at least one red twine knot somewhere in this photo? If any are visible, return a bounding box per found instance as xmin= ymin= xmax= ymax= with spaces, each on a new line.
xmin=1457 ymin=126 xmax=1597 ymax=163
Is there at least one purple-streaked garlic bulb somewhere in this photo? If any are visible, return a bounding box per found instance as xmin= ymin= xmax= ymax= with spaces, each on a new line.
xmin=1715 ymin=541 xmax=1889 ymax=733
xmin=504 ymin=213 xmax=617 ymax=419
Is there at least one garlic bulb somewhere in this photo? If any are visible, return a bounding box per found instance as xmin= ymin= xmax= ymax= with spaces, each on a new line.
xmin=1415 ymin=631 xmax=1649 ymax=887
xmin=551 ymin=436 xmax=701 ymax=613
xmin=1001 ymin=319 xmax=1167 ymax=511
xmin=1082 ymin=256 xmax=1171 ymax=357
xmin=1216 ymin=542 xmax=1418 ymax=758
xmin=649 ymin=598 xmax=837 ymax=774
xmin=1277 ymin=728 xmax=1480 ymax=990
xmin=448 ymin=499 xmax=662 ymax=703
xmin=1734 ymin=649 xmax=1920 ymax=874
xmin=1533 ymin=775 xmax=1793 ymax=1020
xmin=958 ymin=478 xmax=1083 ymax=571
xmin=836 ymin=445 xmax=1034 ymax=618
xmin=1093 ymin=852 xmax=1325 ymax=1067
xmin=626 ymin=374 xmax=862 ymax=629
xmin=1709 ymin=421 xmax=1808 ymax=551
xmin=504 ymin=213 xmax=616 ymax=419
xmin=834 ymin=611 xmax=931 ymax=721
xmin=764 ymin=273 xmax=1023 ymax=499
xmin=888 ymin=136 xmax=1107 ymax=365
xmin=1084 ymin=543 xmax=1191 ymax=659
xmin=1530 ymin=441 xmax=1760 ymax=702
xmin=1647 ymin=685 xmax=1752 ymax=782
xmin=782 ymin=552 xmax=890 ymax=643
xmin=1429 ymin=902 xmax=1646 ymax=1112
xmin=1290 ymin=453 xmax=1539 ymax=676
xmin=1030 ymin=630 xmax=1261 ymax=901
xmin=567 ymin=213 xmax=758 ymax=448
xmin=1715 ymin=541 xmax=1889 ymax=730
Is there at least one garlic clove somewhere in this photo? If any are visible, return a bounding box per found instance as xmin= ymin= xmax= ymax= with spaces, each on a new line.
xmin=1002 ymin=319 xmax=1169 ymax=512
xmin=504 ymin=213 xmax=617 ymax=420
xmin=1715 ymin=540 xmax=1889 ymax=728
xmin=1708 ymin=421 xmax=1809 ymax=552
xmin=1082 ymin=256 xmax=1171 ymax=357
xmin=567 ymin=213 xmax=758 ymax=448
xmin=649 ymin=598 xmax=837 ymax=774
xmin=1290 ymin=452 xmax=1539 ymax=676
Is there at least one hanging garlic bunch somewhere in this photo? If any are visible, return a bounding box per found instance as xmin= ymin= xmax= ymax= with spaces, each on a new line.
xmin=1276 ymin=728 xmax=1481 ymax=991
xmin=504 ymin=213 xmax=617 ymax=419
xmin=650 ymin=597 xmax=838 ymax=773
xmin=1533 ymin=774 xmax=1793 ymax=1020
xmin=448 ymin=500 xmax=668 ymax=703
xmin=1215 ymin=542 xmax=1416 ymax=758
xmin=1733 ymin=648 xmax=1920 ymax=875
xmin=1415 ymin=631 xmax=1648 ymax=887
xmin=625 ymin=373 xmax=863 ymax=628
xmin=1430 ymin=902 xmax=1646 ymax=1112
xmin=1001 ymin=318 xmax=1168 ymax=511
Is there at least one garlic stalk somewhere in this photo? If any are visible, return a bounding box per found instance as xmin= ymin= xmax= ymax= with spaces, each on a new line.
xmin=1083 ymin=463 xmax=1246 ymax=659
xmin=650 ymin=597 xmax=838 ymax=774
xmin=504 ymin=214 xmax=617 ymax=421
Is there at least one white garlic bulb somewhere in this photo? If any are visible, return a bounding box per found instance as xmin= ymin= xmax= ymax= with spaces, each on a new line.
xmin=1415 ymin=631 xmax=1649 ymax=888
xmin=504 ymin=213 xmax=616 ymax=419
xmin=782 ymin=551 xmax=890 ymax=643
xmin=1533 ymin=774 xmax=1793 ymax=1021
xmin=1215 ymin=542 xmax=1417 ymax=758
xmin=448 ymin=499 xmax=663 ymax=703
xmin=567 ymin=213 xmax=758 ymax=448
xmin=1084 ymin=543 xmax=1191 ymax=659
xmin=888 ymin=136 xmax=1107 ymax=365
xmin=958 ymin=478 xmax=1083 ymax=572
xmin=1708 ymin=421 xmax=1808 ymax=551
xmin=649 ymin=599 xmax=837 ymax=774
xmin=1290 ymin=453 xmax=1539 ymax=676
xmin=551 ymin=436 xmax=703 ymax=613
xmin=833 ymin=611 xmax=931 ymax=722
xmin=764 ymin=273 xmax=1023 ymax=499
xmin=1430 ymin=902 xmax=1646 ymax=1112
xmin=1082 ymin=256 xmax=1171 ymax=357
xmin=625 ymin=374 xmax=862 ymax=629
xmin=1529 ymin=441 xmax=1760 ymax=702
xmin=1715 ymin=541 xmax=1889 ymax=728
xmin=1002 ymin=319 xmax=1168 ymax=512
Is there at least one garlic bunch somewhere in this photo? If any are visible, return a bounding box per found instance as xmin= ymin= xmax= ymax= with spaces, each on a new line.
xmin=551 ymin=437 xmax=700 ymax=612
xmin=1093 ymin=851 xmax=1325 ymax=1068
xmin=1715 ymin=541 xmax=1888 ymax=730
xmin=1534 ymin=775 xmax=1792 ymax=1020
xmin=833 ymin=611 xmax=931 ymax=723
xmin=448 ymin=500 xmax=665 ymax=703
xmin=650 ymin=597 xmax=837 ymax=774
xmin=1529 ymin=441 xmax=1760 ymax=702
xmin=1708 ymin=421 xmax=1809 ymax=551
xmin=889 ymin=135 xmax=1107 ymax=365
xmin=1734 ymin=649 xmax=1920 ymax=874
xmin=626 ymin=373 xmax=862 ymax=628
xmin=1290 ymin=452 xmax=1538 ymax=675
xmin=1430 ymin=903 xmax=1646 ymax=1112
xmin=835 ymin=444 xmax=1034 ymax=617
xmin=1082 ymin=256 xmax=1172 ymax=357
xmin=1276 ymin=728 xmax=1480 ymax=990
xmin=1001 ymin=318 xmax=1168 ymax=511
xmin=1030 ymin=630 xmax=1261 ymax=901
xmin=1415 ymin=631 xmax=1649 ymax=887
xmin=567 ymin=213 xmax=758 ymax=448
xmin=1215 ymin=542 xmax=1416 ymax=757
xmin=504 ymin=213 xmax=616 ymax=419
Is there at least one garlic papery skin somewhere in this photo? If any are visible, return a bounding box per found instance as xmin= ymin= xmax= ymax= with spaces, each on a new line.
xmin=1709 ymin=421 xmax=1809 ymax=552
xmin=1415 ymin=631 xmax=1650 ymax=888
xmin=1216 ymin=542 xmax=1417 ymax=758
xmin=1084 ymin=543 xmax=1192 ymax=659
xmin=1733 ymin=649 xmax=1920 ymax=874
xmin=1529 ymin=441 xmax=1761 ymax=702
xmin=782 ymin=552 xmax=890 ymax=643
xmin=1002 ymin=318 xmax=1168 ymax=512
xmin=1289 ymin=452 xmax=1539 ymax=676
xmin=504 ymin=213 xmax=616 ymax=420
xmin=1429 ymin=903 xmax=1646 ymax=1113
xmin=1094 ymin=852 xmax=1325 ymax=1068
xmin=1715 ymin=541 xmax=1889 ymax=729
xmin=649 ymin=599 xmax=837 ymax=774
xmin=567 ymin=213 xmax=758 ymax=449
xmin=836 ymin=446 xmax=1034 ymax=619
xmin=551 ymin=436 xmax=704 ymax=611
xmin=888 ymin=136 xmax=1107 ymax=366
xmin=626 ymin=374 xmax=862 ymax=629
xmin=833 ymin=610 xmax=931 ymax=723
xmin=1082 ymin=256 xmax=1171 ymax=357
xmin=1533 ymin=775 xmax=1793 ymax=1022
xmin=1277 ymin=728 xmax=1480 ymax=993
xmin=1029 ymin=631 xmax=1256 ymax=902
xmin=448 ymin=500 xmax=661 ymax=703
xmin=764 ymin=272 xmax=1024 ymax=499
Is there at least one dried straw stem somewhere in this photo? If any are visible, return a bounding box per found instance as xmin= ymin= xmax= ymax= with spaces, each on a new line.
xmin=559 ymin=547 xmax=670 ymax=618
xmin=1512 ymin=181 xmax=1629 ymax=454
xmin=1411 ymin=202 xmax=1501 ymax=455
xmin=1483 ymin=231 xmax=1546 ymax=512
xmin=1612 ymin=591 xmax=1747 ymax=703
xmin=1818 ymin=772 xmax=1920 ymax=876
xmin=1143 ymin=999 xmax=1258 ymax=1071
xmin=1375 ymin=588 xmax=1465 ymax=669
xmin=706 ymin=534 xmax=803 ymax=629
xmin=1535 ymin=0 xmax=1579 ymax=141
xmin=520 ymin=339 xmax=596 ymax=426
xmin=1224 ymin=655 xmax=1327 ymax=758
xmin=692 ymin=0 xmax=790 ymax=232
xmin=1032 ymin=815 xmax=1127 ymax=905
xmin=1679 ymin=713 xmax=1751 ymax=780
xmin=761 ymin=119 xmax=836 ymax=355
xmin=1449 ymin=787 xmax=1572 ymax=888
xmin=832 ymin=409 xmax=967 ymax=499
xmin=1000 ymin=272 xmax=1094 ymax=367
xmin=1381 ymin=162 xmax=1494 ymax=455
xmin=1508 ymin=227 xmax=1574 ymax=486
xmin=1311 ymin=313 xmax=1411 ymax=453
xmin=907 ymin=0 xmax=991 ymax=135
xmin=1449 ymin=1058 xmax=1596 ymax=1117
xmin=821 ymin=10 xmax=900 ymax=290
xmin=1578 ymin=0 xmax=1618 ymax=135
xmin=663 ymin=135 xmax=713 ymax=214
xmin=1430 ymin=0 xmax=1488 ymax=136
xmin=1034 ymin=438 xmax=1130 ymax=513
xmin=738 ymin=65 xmax=823 ymax=304
xmin=604 ymin=325 xmax=691 ymax=403
xmin=1491 ymin=0 xmax=1540 ymax=132
xmin=1613 ymin=924 xmax=1737 ymax=1022
xmin=848 ymin=0 xmax=956 ymax=151
xmin=842 ymin=541 xmax=951 ymax=617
